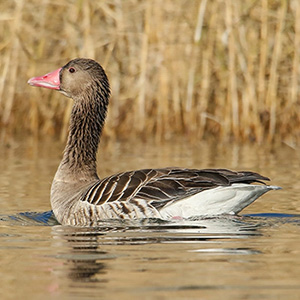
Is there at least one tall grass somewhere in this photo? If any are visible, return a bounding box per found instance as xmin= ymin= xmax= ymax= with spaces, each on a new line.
xmin=0 ymin=0 xmax=299 ymax=145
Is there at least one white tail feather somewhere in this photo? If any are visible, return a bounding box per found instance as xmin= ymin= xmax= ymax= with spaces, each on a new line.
xmin=159 ymin=184 xmax=281 ymax=219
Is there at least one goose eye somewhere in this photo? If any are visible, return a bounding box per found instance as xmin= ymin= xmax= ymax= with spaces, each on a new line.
xmin=69 ymin=67 xmax=76 ymax=73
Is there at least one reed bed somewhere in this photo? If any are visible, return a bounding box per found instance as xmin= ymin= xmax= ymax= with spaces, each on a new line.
xmin=0 ymin=0 xmax=299 ymax=145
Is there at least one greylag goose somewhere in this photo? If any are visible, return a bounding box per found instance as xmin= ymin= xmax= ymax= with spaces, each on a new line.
xmin=28 ymin=58 xmax=280 ymax=226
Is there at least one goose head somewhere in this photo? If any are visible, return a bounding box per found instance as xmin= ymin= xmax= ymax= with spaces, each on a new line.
xmin=28 ymin=58 xmax=110 ymax=101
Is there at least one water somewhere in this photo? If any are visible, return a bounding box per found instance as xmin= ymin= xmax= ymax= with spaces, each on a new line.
xmin=0 ymin=137 xmax=299 ymax=299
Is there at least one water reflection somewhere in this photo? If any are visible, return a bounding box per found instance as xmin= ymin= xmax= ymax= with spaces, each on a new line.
xmin=0 ymin=211 xmax=58 ymax=226
xmin=52 ymin=227 xmax=110 ymax=282
xmin=49 ymin=217 xmax=264 ymax=284
xmin=52 ymin=217 xmax=261 ymax=244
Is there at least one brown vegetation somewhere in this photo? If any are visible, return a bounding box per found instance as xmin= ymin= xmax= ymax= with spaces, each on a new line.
xmin=0 ymin=0 xmax=299 ymax=145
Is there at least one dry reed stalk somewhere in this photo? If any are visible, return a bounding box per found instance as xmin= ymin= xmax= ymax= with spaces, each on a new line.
xmin=257 ymin=0 xmax=268 ymax=109
xmin=103 ymin=2 xmax=122 ymax=133
xmin=225 ymin=0 xmax=239 ymax=140
xmin=2 ymin=0 xmax=23 ymax=125
xmin=186 ymin=0 xmax=207 ymax=112
xmin=155 ymin=0 xmax=168 ymax=142
xmin=171 ymin=69 xmax=181 ymax=134
xmin=290 ymin=0 xmax=300 ymax=105
xmin=29 ymin=1 xmax=52 ymax=138
xmin=156 ymin=65 xmax=168 ymax=142
xmin=266 ymin=0 xmax=287 ymax=142
xmin=198 ymin=0 xmax=215 ymax=140
xmin=136 ymin=0 xmax=150 ymax=134
xmin=82 ymin=1 xmax=95 ymax=59
xmin=210 ymin=1 xmax=227 ymax=140
xmin=0 ymin=55 xmax=10 ymax=108
xmin=183 ymin=0 xmax=207 ymax=140
xmin=236 ymin=26 xmax=251 ymax=140
xmin=235 ymin=17 xmax=262 ymax=142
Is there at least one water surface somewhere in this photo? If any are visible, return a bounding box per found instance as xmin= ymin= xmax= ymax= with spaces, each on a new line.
xmin=0 ymin=138 xmax=299 ymax=299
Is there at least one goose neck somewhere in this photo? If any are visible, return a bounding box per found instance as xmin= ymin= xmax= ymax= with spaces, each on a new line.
xmin=58 ymin=94 xmax=107 ymax=181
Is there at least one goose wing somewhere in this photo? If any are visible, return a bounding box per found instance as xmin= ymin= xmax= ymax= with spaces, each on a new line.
xmin=80 ymin=168 xmax=269 ymax=208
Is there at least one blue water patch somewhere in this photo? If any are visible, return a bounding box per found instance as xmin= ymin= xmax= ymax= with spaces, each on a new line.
xmin=18 ymin=210 xmax=56 ymax=224
xmin=2 ymin=210 xmax=59 ymax=226
xmin=244 ymin=213 xmax=300 ymax=218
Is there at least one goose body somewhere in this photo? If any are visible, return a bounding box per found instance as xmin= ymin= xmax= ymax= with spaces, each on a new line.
xmin=28 ymin=58 xmax=280 ymax=226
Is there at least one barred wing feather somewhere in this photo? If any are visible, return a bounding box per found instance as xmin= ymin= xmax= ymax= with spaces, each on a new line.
xmin=80 ymin=168 xmax=270 ymax=208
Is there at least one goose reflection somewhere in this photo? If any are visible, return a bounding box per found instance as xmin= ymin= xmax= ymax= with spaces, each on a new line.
xmin=51 ymin=226 xmax=113 ymax=282
xmin=50 ymin=217 xmax=263 ymax=283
